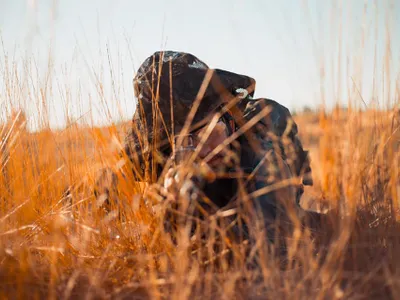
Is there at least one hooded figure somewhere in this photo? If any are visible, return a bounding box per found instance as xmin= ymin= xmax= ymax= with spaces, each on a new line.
xmin=120 ymin=50 xmax=313 ymax=238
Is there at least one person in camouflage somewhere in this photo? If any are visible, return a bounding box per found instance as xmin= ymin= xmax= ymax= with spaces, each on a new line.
xmin=118 ymin=50 xmax=314 ymax=242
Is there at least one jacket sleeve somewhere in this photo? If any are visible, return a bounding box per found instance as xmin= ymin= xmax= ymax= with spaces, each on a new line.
xmin=122 ymin=110 xmax=148 ymax=181
xmin=241 ymin=98 xmax=312 ymax=185
xmin=237 ymin=98 xmax=313 ymax=223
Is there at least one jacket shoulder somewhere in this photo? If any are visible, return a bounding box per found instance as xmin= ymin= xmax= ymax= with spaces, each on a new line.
xmin=242 ymin=98 xmax=298 ymax=137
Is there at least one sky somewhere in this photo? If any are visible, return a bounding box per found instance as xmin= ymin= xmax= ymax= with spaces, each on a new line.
xmin=0 ymin=0 xmax=399 ymax=130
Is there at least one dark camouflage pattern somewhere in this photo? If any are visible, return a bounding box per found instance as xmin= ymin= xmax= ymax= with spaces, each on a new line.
xmin=123 ymin=51 xmax=313 ymax=225
xmin=126 ymin=51 xmax=256 ymax=178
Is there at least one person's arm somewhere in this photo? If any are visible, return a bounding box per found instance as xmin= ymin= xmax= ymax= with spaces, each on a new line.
xmin=122 ymin=109 xmax=152 ymax=182
xmin=239 ymin=98 xmax=312 ymax=222
xmin=242 ymin=98 xmax=312 ymax=187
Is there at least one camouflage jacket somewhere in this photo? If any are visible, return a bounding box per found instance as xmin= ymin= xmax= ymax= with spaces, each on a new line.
xmin=234 ymin=97 xmax=312 ymax=220
xmin=123 ymin=97 xmax=312 ymax=221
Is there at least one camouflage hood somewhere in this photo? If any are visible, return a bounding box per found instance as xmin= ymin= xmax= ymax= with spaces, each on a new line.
xmin=131 ymin=51 xmax=256 ymax=153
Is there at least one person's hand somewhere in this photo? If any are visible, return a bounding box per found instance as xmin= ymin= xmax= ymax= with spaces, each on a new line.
xmin=163 ymin=167 xmax=181 ymax=193
xmin=163 ymin=166 xmax=201 ymax=200
xmin=163 ymin=161 xmax=217 ymax=198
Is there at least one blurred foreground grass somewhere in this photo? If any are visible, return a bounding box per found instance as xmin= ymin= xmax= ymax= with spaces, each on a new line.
xmin=0 ymin=2 xmax=399 ymax=295
xmin=0 ymin=103 xmax=399 ymax=299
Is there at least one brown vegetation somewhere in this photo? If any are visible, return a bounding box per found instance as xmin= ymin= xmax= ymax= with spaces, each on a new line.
xmin=0 ymin=104 xmax=398 ymax=299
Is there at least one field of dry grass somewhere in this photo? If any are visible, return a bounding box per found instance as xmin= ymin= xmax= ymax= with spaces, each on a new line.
xmin=0 ymin=2 xmax=399 ymax=296
xmin=0 ymin=103 xmax=398 ymax=299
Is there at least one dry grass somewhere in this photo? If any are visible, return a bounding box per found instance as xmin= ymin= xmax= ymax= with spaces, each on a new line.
xmin=0 ymin=100 xmax=398 ymax=299
xmin=0 ymin=3 xmax=400 ymax=298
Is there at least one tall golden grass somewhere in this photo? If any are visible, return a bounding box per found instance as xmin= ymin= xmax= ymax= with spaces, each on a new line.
xmin=0 ymin=3 xmax=399 ymax=300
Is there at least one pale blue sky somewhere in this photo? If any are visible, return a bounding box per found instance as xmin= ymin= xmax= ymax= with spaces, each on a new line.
xmin=0 ymin=0 xmax=399 ymax=130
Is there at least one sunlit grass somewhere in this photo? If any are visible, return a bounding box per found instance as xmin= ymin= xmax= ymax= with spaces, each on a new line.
xmin=0 ymin=1 xmax=399 ymax=299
